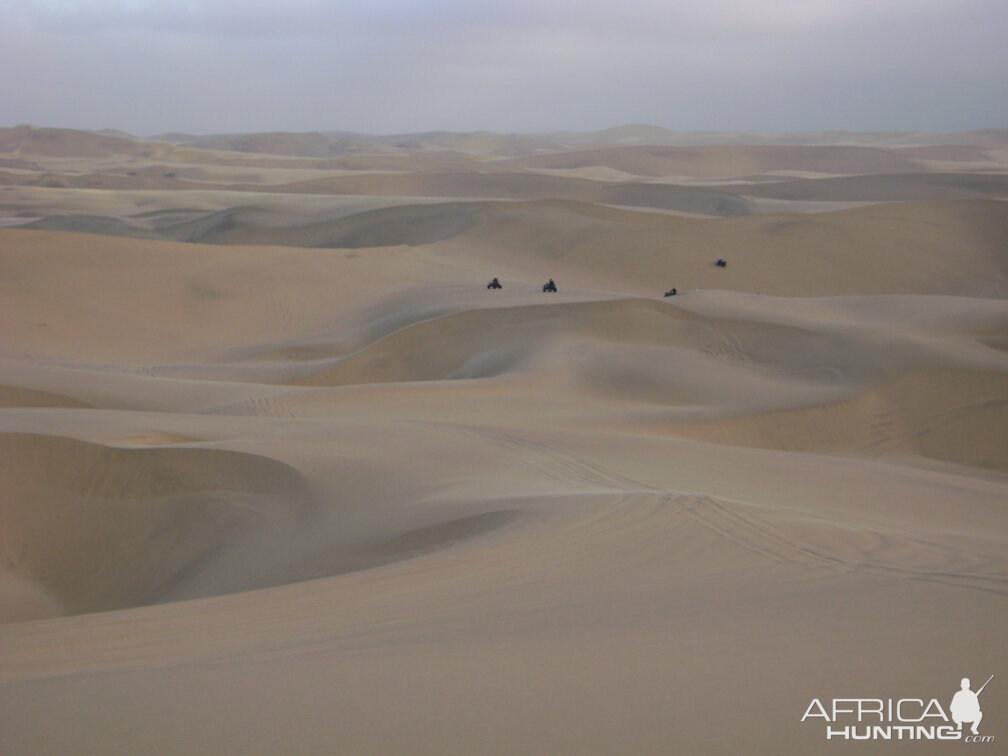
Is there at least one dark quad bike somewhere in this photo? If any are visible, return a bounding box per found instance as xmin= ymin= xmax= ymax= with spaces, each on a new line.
xmin=542 ymin=279 xmax=557 ymax=293
xmin=716 ymin=257 xmax=727 ymax=268
xmin=487 ymin=277 xmax=502 ymax=289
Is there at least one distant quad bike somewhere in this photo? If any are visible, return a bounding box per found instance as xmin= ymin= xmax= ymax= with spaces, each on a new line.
xmin=664 ymin=288 xmax=677 ymax=297
xmin=716 ymin=257 xmax=727 ymax=268
xmin=487 ymin=277 xmax=502 ymax=289
xmin=542 ymin=279 xmax=557 ymax=293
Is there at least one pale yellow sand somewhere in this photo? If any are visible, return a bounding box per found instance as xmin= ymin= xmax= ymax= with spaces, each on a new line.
xmin=1 ymin=128 xmax=1006 ymax=754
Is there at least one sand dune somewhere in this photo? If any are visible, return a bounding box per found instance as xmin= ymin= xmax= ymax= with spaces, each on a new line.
xmin=168 ymin=131 xmax=364 ymax=158
xmin=0 ymin=384 xmax=91 ymax=409
xmin=0 ymin=432 xmax=314 ymax=620
xmin=0 ymin=125 xmax=162 ymax=159
xmin=439 ymin=199 xmax=1008 ymax=297
xmin=13 ymin=196 xmax=1007 ymax=300
xmin=1 ymin=128 xmax=1007 ymax=755
xmin=4 ymin=128 xmax=1006 ymax=247
xmin=3 ymin=198 xmax=1004 ymax=368
xmin=156 ymin=124 xmax=1008 ymax=153
xmin=671 ymin=366 xmax=1008 ymax=468
xmin=740 ymin=171 xmax=1008 ymax=202
xmin=510 ymin=143 xmax=936 ymax=177
xmin=20 ymin=213 xmax=153 ymax=237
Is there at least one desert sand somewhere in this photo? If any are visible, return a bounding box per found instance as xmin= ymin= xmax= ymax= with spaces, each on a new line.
xmin=1 ymin=125 xmax=1007 ymax=754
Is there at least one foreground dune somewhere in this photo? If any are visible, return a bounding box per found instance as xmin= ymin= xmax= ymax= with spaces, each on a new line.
xmin=1 ymin=127 xmax=1006 ymax=754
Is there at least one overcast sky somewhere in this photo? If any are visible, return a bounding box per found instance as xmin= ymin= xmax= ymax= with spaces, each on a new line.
xmin=2 ymin=0 xmax=1006 ymax=135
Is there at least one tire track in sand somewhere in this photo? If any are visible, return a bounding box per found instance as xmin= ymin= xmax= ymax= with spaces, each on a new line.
xmin=675 ymin=493 xmax=1008 ymax=597
xmin=408 ymin=422 xmax=1007 ymax=598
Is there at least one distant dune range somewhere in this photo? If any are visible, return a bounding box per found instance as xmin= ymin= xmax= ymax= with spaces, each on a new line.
xmin=2 ymin=127 xmax=1006 ymax=252
xmin=1 ymin=125 xmax=1007 ymax=756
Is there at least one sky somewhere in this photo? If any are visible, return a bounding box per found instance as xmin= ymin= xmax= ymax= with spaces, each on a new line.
xmin=2 ymin=0 xmax=1007 ymax=136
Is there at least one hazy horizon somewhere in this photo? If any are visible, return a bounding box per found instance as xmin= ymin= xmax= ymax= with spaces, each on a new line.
xmin=7 ymin=122 xmax=1008 ymax=141
xmin=2 ymin=0 xmax=1006 ymax=137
